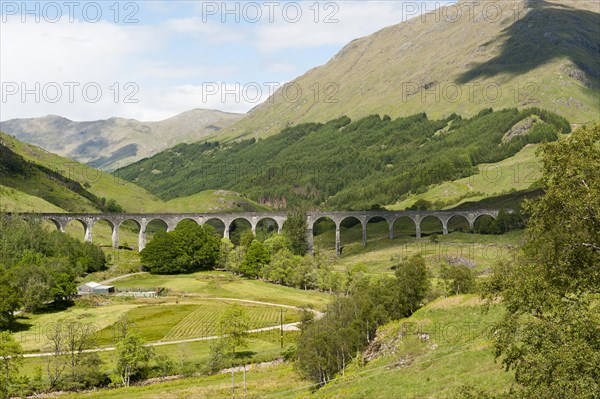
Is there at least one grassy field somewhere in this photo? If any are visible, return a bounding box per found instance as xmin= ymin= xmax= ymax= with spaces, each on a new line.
xmin=388 ymin=144 xmax=543 ymax=210
xmin=312 ymin=296 xmax=511 ymax=398
xmin=60 ymin=362 xmax=306 ymax=399
xmin=15 ymin=296 xmax=300 ymax=352
xmin=0 ymin=184 xmax=66 ymax=213
xmin=20 ymin=329 xmax=295 ymax=390
xmin=1 ymin=131 xmax=162 ymax=213
xmin=14 ymin=301 xmax=142 ymax=352
xmin=313 ymin=218 xmax=520 ymax=274
xmin=50 ymin=295 xmax=512 ymax=399
xmin=111 ymin=271 xmax=332 ymax=310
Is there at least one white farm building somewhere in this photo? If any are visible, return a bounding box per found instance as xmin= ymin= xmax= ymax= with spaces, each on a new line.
xmin=77 ymin=282 xmax=115 ymax=295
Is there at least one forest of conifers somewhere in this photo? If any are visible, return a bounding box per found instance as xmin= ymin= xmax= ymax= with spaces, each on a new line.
xmin=117 ymin=108 xmax=570 ymax=210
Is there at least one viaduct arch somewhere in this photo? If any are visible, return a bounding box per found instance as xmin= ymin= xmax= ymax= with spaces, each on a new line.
xmin=306 ymin=210 xmax=499 ymax=255
xmin=25 ymin=210 xmax=501 ymax=255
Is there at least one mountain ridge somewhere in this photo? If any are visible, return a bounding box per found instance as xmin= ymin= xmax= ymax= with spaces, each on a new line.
xmin=209 ymin=0 xmax=599 ymax=142
xmin=0 ymin=108 xmax=244 ymax=171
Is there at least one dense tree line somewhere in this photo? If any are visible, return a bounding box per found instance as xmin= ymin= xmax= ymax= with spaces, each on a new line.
xmin=117 ymin=108 xmax=569 ymax=210
xmin=221 ymin=232 xmax=366 ymax=294
xmin=0 ymin=215 xmax=106 ymax=329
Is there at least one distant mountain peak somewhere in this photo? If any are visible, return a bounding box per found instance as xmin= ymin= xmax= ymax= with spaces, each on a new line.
xmin=0 ymin=109 xmax=245 ymax=171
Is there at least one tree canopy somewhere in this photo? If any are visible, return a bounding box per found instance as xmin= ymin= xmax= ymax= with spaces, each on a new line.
xmin=0 ymin=216 xmax=105 ymax=326
xmin=117 ymin=108 xmax=569 ymax=209
xmin=480 ymin=123 xmax=600 ymax=398
xmin=140 ymin=220 xmax=220 ymax=274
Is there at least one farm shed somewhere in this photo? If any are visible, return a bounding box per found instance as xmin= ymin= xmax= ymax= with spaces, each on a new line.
xmin=77 ymin=281 xmax=115 ymax=295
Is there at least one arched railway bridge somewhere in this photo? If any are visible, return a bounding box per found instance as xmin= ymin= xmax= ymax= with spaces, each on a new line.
xmin=15 ymin=210 xmax=503 ymax=255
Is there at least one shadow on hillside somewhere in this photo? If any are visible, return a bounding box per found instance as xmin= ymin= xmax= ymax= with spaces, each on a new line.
xmin=457 ymin=0 xmax=600 ymax=86
xmin=9 ymin=301 xmax=74 ymax=335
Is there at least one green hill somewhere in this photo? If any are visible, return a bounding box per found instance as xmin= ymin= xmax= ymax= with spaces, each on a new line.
xmin=208 ymin=0 xmax=599 ymax=142
xmin=0 ymin=132 xmax=270 ymax=213
xmin=1 ymin=136 xmax=107 ymax=212
xmin=390 ymin=143 xmax=546 ymax=210
xmin=116 ymin=108 xmax=570 ymax=210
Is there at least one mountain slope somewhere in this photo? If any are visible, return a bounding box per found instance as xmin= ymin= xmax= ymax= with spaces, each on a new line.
xmin=0 ymin=109 xmax=244 ymax=171
xmin=389 ymin=143 xmax=544 ymax=210
xmin=0 ymin=132 xmax=270 ymax=214
xmin=0 ymin=136 xmax=108 ymax=212
xmin=1 ymin=131 xmax=163 ymax=212
xmin=210 ymin=0 xmax=598 ymax=142
xmin=117 ymin=108 xmax=570 ymax=209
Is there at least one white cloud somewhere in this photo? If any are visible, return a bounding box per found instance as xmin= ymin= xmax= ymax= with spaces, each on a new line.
xmin=254 ymin=1 xmax=435 ymax=52
xmin=137 ymin=64 xmax=238 ymax=80
xmin=165 ymin=17 xmax=248 ymax=43
xmin=0 ymin=1 xmax=449 ymax=121
xmin=129 ymin=83 xmax=271 ymax=121
xmin=0 ymin=17 xmax=157 ymax=83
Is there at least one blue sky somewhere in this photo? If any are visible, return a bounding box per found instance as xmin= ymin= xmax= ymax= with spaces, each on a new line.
xmin=1 ymin=1 xmax=451 ymax=121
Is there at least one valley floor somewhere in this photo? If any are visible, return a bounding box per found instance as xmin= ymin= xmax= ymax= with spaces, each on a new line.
xmin=13 ymin=228 xmax=519 ymax=398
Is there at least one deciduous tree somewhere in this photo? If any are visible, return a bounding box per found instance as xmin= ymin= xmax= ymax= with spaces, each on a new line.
xmin=0 ymin=332 xmax=23 ymax=399
xmin=481 ymin=123 xmax=600 ymax=398
xmin=115 ymin=332 xmax=154 ymax=388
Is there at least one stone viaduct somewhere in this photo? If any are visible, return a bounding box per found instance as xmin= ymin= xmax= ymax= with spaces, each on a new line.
xmin=28 ymin=210 xmax=501 ymax=255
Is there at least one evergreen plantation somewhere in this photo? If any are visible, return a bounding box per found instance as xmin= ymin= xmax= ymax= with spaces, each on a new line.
xmin=117 ymin=108 xmax=570 ymax=210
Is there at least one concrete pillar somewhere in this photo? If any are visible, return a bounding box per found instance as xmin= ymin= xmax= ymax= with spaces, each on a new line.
xmin=111 ymin=225 xmax=119 ymax=249
xmin=138 ymin=227 xmax=146 ymax=252
xmin=335 ymin=223 xmax=341 ymax=256
xmin=224 ymin=222 xmax=230 ymax=239
xmin=361 ymin=222 xmax=367 ymax=247
xmin=413 ymin=216 xmax=422 ymax=238
xmin=84 ymin=222 xmax=92 ymax=243
xmin=307 ymin=228 xmax=314 ymax=255
xmin=388 ymin=220 xmax=394 ymax=240
xmin=251 ymin=216 xmax=258 ymax=235
xmin=166 ymin=220 xmax=176 ymax=233
xmin=442 ymin=219 xmax=449 ymax=235
xmin=468 ymin=215 xmax=476 ymax=232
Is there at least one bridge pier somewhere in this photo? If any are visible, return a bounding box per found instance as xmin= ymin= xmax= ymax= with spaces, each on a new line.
xmin=361 ymin=223 xmax=367 ymax=247
xmin=307 ymin=228 xmax=314 ymax=254
xmin=223 ymin=226 xmax=230 ymax=240
xmin=335 ymin=224 xmax=341 ymax=256
xmin=139 ymin=228 xmax=146 ymax=251
xmin=414 ymin=215 xmax=422 ymax=239
xmin=112 ymin=226 xmax=119 ymax=249
xmin=441 ymin=218 xmax=449 ymax=235
xmin=84 ymin=222 xmax=92 ymax=243
xmin=388 ymin=220 xmax=394 ymax=240
xmin=468 ymin=215 xmax=476 ymax=231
